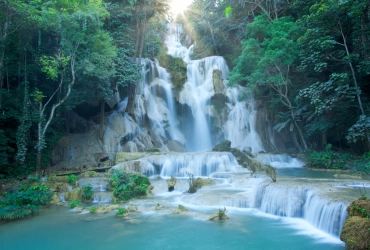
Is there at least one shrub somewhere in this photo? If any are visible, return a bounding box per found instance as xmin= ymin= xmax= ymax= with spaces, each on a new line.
xmin=67 ymin=174 xmax=78 ymax=184
xmin=0 ymin=184 xmax=52 ymax=221
xmin=82 ymin=184 xmax=94 ymax=202
xmin=68 ymin=200 xmax=81 ymax=208
xmin=116 ymin=207 xmax=128 ymax=216
xmin=90 ymin=206 xmax=97 ymax=213
xmin=110 ymin=170 xmax=151 ymax=202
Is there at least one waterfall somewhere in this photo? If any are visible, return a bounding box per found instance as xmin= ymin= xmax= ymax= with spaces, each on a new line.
xmin=223 ymin=87 xmax=265 ymax=153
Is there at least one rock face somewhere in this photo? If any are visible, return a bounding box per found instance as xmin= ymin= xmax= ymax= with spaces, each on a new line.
xmin=51 ymin=129 xmax=104 ymax=171
xmin=209 ymin=69 xmax=228 ymax=143
xmin=340 ymin=198 xmax=370 ymax=250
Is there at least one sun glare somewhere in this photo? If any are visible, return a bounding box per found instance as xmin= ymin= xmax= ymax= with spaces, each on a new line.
xmin=170 ymin=0 xmax=193 ymax=16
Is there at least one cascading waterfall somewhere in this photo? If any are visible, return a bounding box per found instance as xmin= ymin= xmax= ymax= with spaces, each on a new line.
xmin=166 ymin=23 xmax=265 ymax=152
xmin=111 ymin=151 xmax=348 ymax=237
xmin=223 ymin=87 xmax=265 ymax=153
xmin=102 ymin=22 xmax=350 ymax=240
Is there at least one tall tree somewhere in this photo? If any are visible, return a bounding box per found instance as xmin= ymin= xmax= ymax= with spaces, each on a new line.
xmin=229 ymin=15 xmax=308 ymax=150
xmin=298 ymin=0 xmax=370 ymax=149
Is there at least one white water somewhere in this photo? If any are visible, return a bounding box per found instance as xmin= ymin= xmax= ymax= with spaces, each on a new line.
xmin=109 ymin=151 xmax=350 ymax=239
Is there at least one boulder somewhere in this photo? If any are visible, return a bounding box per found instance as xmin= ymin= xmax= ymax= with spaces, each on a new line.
xmin=340 ymin=198 xmax=370 ymax=250
xmin=162 ymin=140 xmax=187 ymax=152
xmin=128 ymin=205 xmax=138 ymax=212
xmin=172 ymin=205 xmax=188 ymax=214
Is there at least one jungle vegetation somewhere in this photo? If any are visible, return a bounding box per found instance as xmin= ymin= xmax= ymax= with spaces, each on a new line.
xmin=0 ymin=0 xmax=369 ymax=182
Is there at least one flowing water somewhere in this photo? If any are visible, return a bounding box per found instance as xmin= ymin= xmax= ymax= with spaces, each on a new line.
xmin=2 ymin=24 xmax=368 ymax=249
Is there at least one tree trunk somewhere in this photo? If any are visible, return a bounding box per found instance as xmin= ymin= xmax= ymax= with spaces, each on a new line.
xmin=339 ymin=21 xmax=370 ymax=150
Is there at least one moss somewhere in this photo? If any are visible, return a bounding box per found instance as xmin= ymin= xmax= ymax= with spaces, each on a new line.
xmin=157 ymin=53 xmax=187 ymax=91
xmin=340 ymin=198 xmax=370 ymax=250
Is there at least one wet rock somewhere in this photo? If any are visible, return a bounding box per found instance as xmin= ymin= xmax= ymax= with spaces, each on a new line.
xmin=155 ymin=204 xmax=164 ymax=211
xmin=166 ymin=176 xmax=177 ymax=192
xmin=128 ymin=205 xmax=138 ymax=212
xmin=172 ymin=205 xmax=188 ymax=214
xmin=49 ymin=193 xmax=63 ymax=206
xmin=65 ymin=188 xmax=82 ymax=201
xmin=340 ymin=198 xmax=370 ymax=250
xmin=212 ymin=69 xmax=226 ymax=94
xmin=209 ymin=208 xmax=229 ymax=220
xmin=162 ymin=140 xmax=186 ymax=152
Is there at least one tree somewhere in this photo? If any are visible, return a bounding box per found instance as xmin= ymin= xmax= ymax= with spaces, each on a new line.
xmin=31 ymin=0 xmax=116 ymax=173
xmin=229 ymin=15 xmax=308 ymax=150
xmin=298 ymin=0 xmax=370 ymax=150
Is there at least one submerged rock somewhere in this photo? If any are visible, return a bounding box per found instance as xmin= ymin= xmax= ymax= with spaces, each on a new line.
xmin=340 ymin=198 xmax=370 ymax=250
xmin=128 ymin=205 xmax=138 ymax=212
xmin=173 ymin=205 xmax=188 ymax=214
xmin=209 ymin=208 xmax=229 ymax=220
xmin=155 ymin=203 xmax=164 ymax=211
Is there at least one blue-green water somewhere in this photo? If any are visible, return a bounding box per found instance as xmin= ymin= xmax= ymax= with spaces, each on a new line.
xmin=0 ymin=206 xmax=344 ymax=250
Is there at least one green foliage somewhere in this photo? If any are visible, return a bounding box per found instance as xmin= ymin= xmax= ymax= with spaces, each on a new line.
xmin=0 ymin=184 xmax=52 ymax=221
xmin=68 ymin=200 xmax=81 ymax=209
xmin=158 ymin=52 xmax=187 ymax=91
xmin=90 ymin=206 xmax=98 ymax=213
xmin=304 ymin=144 xmax=370 ymax=173
xmin=110 ymin=170 xmax=151 ymax=202
xmin=218 ymin=207 xmax=227 ymax=219
xmin=82 ymin=184 xmax=94 ymax=202
xmin=116 ymin=207 xmax=129 ymax=216
xmin=67 ymin=174 xmax=78 ymax=184
xmin=346 ymin=115 xmax=370 ymax=144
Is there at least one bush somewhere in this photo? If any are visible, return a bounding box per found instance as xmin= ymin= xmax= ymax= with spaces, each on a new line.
xmin=67 ymin=174 xmax=78 ymax=184
xmin=90 ymin=206 xmax=97 ymax=213
xmin=116 ymin=207 xmax=129 ymax=216
xmin=68 ymin=200 xmax=81 ymax=208
xmin=110 ymin=170 xmax=151 ymax=202
xmin=82 ymin=184 xmax=94 ymax=202
xmin=0 ymin=184 xmax=52 ymax=221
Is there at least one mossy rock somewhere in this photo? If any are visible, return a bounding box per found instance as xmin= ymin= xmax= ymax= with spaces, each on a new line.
xmin=155 ymin=204 xmax=164 ymax=210
xmin=340 ymin=198 xmax=370 ymax=250
xmin=157 ymin=53 xmax=187 ymax=92
xmin=47 ymin=182 xmax=69 ymax=192
xmin=80 ymin=171 xmax=99 ymax=178
xmin=49 ymin=193 xmax=63 ymax=205
xmin=65 ymin=188 xmax=83 ymax=201
xmin=114 ymin=152 xmax=147 ymax=164
xmin=347 ymin=199 xmax=370 ymax=217
xmin=340 ymin=216 xmax=370 ymax=250
xmin=212 ymin=140 xmax=232 ymax=151
xmin=194 ymin=177 xmax=215 ymax=188
xmin=173 ymin=205 xmax=188 ymax=214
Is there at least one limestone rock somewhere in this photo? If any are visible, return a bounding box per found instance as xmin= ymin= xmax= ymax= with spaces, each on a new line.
xmin=209 ymin=213 xmax=229 ymax=220
xmin=162 ymin=140 xmax=187 ymax=152
xmin=155 ymin=204 xmax=164 ymax=211
xmin=173 ymin=205 xmax=188 ymax=214
xmin=340 ymin=198 xmax=370 ymax=250
xmin=66 ymin=188 xmax=82 ymax=201
xmin=49 ymin=193 xmax=63 ymax=206
xmin=212 ymin=69 xmax=225 ymax=94
xmin=128 ymin=205 xmax=138 ymax=212
xmin=166 ymin=176 xmax=177 ymax=192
